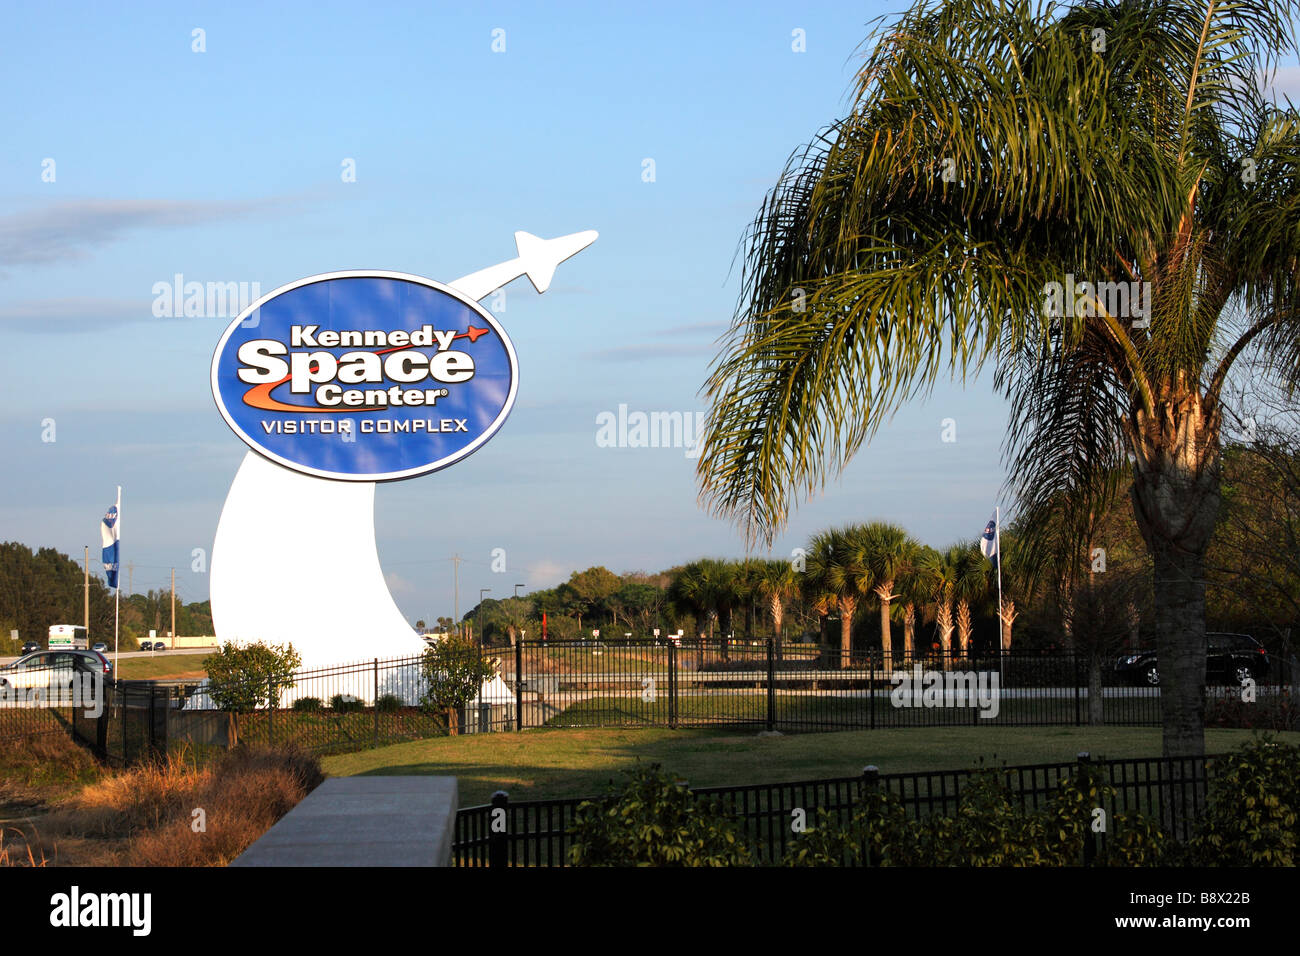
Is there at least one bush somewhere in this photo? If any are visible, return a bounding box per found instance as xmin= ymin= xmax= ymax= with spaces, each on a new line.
xmin=375 ymin=693 xmax=404 ymax=712
xmin=329 ymin=694 xmax=363 ymax=713
xmin=419 ymin=634 xmax=496 ymax=714
xmin=1185 ymin=735 xmax=1300 ymax=866
xmin=291 ymin=697 xmax=323 ymax=712
xmin=1204 ymin=689 xmax=1298 ymax=731
xmin=568 ymin=764 xmax=753 ymax=866
xmin=782 ymin=761 xmax=1152 ymax=867
xmin=203 ymin=642 xmax=302 ymax=713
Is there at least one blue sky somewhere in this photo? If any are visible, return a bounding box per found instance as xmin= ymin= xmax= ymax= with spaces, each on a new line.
xmin=0 ymin=1 xmax=1098 ymax=622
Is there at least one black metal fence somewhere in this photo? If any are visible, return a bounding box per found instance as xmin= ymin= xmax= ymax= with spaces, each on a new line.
xmin=10 ymin=638 xmax=1296 ymax=764
xmin=511 ymin=639 xmax=1298 ymax=733
xmin=453 ymin=751 xmax=1219 ymax=866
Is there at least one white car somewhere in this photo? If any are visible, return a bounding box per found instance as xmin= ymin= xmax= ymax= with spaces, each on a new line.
xmin=0 ymin=649 xmax=113 ymax=693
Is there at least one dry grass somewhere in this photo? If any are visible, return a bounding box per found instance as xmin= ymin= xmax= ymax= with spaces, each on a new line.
xmin=0 ymin=733 xmax=104 ymax=807
xmin=12 ymin=743 xmax=323 ymax=866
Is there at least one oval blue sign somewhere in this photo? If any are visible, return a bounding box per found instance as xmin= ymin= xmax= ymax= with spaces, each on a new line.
xmin=211 ymin=271 xmax=518 ymax=481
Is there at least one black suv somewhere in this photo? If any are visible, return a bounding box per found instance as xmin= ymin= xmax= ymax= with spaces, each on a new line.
xmin=1115 ymin=632 xmax=1270 ymax=686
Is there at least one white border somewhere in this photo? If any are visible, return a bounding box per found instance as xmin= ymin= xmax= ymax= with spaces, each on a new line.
xmin=209 ymin=270 xmax=519 ymax=482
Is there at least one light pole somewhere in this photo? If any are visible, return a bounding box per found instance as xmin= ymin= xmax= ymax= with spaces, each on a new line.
xmin=514 ymin=583 xmax=525 ymax=598
xmin=479 ymin=588 xmax=491 ymax=649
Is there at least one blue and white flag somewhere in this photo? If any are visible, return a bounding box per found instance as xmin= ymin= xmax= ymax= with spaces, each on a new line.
xmin=979 ymin=511 xmax=998 ymax=570
xmin=101 ymin=488 xmax=120 ymax=590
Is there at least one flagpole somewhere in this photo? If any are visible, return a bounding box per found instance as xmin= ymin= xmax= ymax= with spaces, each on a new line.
xmin=112 ymin=486 xmax=121 ymax=672
xmin=995 ymin=505 xmax=1004 ymax=681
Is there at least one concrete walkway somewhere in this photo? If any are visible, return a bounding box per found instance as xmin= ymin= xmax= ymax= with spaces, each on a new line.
xmin=231 ymin=776 xmax=458 ymax=867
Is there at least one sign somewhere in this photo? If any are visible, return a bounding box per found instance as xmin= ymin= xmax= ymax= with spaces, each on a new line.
xmin=211 ymin=271 xmax=519 ymax=481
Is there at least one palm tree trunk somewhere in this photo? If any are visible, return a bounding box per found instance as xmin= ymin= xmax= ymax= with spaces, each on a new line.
xmin=1000 ymin=600 xmax=1016 ymax=651
xmin=1129 ymin=384 xmax=1221 ymax=759
xmin=770 ymin=594 xmax=784 ymax=662
xmin=936 ymin=600 xmax=954 ymax=660
xmin=878 ymin=597 xmax=892 ymax=673
xmin=1088 ymin=647 xmax=1104 ymax=725
xmin=903 ymin=603 xmax=915 ymax=663
xmin=956 ymin=599 xmax=972 ymax=657
xmin=838 ymin=597 xmax=856 ymax=669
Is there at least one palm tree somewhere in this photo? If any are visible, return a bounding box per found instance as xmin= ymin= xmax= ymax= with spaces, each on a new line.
xmin=896 ymin=546 xmax=937 ymax=662
xmin=696 ymin=0 xmax=1300 ymax=757
xmin=950 ymin=541 xmax=990 ymax=658
xmin=919 ymin=548 xmax=959 ymax=659
xmin=852 ymin=522 xmax=920 ymax=671
xmin=668 ymin=561 xmax=711 ymax=641
xmin=757 ymin=558 xmax=799 ymax=658
xmin=805 ymin=527 xmax=864 ymax=668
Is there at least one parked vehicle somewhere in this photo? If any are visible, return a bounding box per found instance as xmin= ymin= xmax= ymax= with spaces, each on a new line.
xmin=1115 ymin=632 xmax=1270 ymax=686
xmin=0 ymin=649 xmax=113 ymax=692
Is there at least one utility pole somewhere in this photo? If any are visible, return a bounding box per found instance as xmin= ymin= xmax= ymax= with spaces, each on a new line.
xmin=128 ymin=562 xmax=134 ymax=597
xmin=170 ymin=567 xmax=176 ymax=642
xmin=452 ymin=553 xmax=462 ymax=636
xmin=83 ymin=546 xmax=89 ymax=632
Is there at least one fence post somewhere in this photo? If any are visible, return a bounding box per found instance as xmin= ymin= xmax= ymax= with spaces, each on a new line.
xmin=515 ymin=639 xmax=523 ymax=731
xmin=488 ymin=790 xmax=509 ymax=868
xmin=668 ymin=639 xmax=678 ymax=729
xmin=766 ymin=637 xmax=776 ymax=731
xmin=95 ymin=683 xmax=108 ymax=759
xmin=862 ymin=765 xmax=881 ymax=866
xmin=268 ymin=675 xmax=275 ymax=746
xmin=1078 ymin=751 xmax=1098 ymax=866
xmin=371 ymin=658 xmax=379 ymax=748
xmin=1073 ymin=653 xmax=1081 ymax=727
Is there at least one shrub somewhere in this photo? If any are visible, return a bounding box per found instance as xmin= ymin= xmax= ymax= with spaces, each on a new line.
xmin=1185 ymin=735 xmax=1300 ymax=866
xmin=419 ymin=634 xmax=496 ymax=714
xmin=375 ymin=693 xmax=404 ymax=713
xmin=292 ymin=697 xmax=323 ymax=712
xmin=567 ymin=764 xmax=753 ymax=866
xmin=1204 ymin=689 xmax=1298 ymax=731
xmin=203 ymin=641 xmax=302 ymax=713
xmin=329 ymin=694 xmax=363 ymax=713
xmin=1095 ymin=814 xmax=1169 ymax=866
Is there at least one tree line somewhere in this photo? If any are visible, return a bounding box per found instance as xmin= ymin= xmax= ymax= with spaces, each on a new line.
xmin=0 ymin=541 xmax=214 ymax=654
xmin=453 ymin=439 xmax=1299 ymax=666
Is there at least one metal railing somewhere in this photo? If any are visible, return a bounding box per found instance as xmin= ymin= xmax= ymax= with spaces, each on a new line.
xmin=453 ymin=752 xmax=1219 ymax=866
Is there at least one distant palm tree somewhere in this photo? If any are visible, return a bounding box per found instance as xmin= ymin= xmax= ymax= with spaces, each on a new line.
xmin=695 ymin=0 xmax=1300 ymax=759
xmin=919 ymin=548 xmax=960 ymax=658
xmin=896 ymin=545 xmax=938 ymax=662
xmin=758 ymin=558 xmax=799 ymax=658
xmin=950 ymin=542 xmax=990 ymax=657
xmin=805 ymin=527 xmax=864 ymax=668
xmin=852 ymin=522 xmax=920 ymax=670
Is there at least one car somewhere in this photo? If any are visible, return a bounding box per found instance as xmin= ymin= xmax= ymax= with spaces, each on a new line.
xmin=1115 ymin=632 xmax=1270 ymax=687
xmin=140 ymin=641 xmax=157 ymax=651
xmin=91 ymin=642 xmax=108 ymax=653
xmin=0 ymin=649 xmax=114 ymax=692
xmin=20 ymin=641 xmax=40 ymax=655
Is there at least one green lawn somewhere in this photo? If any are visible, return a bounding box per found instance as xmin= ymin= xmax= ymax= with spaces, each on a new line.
xmin=320 ymin=725 xmax=1299 ymax=807
xmin=112 ymin=656 xmax=208 ymax=680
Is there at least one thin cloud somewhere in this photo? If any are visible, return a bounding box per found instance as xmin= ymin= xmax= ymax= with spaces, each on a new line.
xmin=584 ymin=342 xmax=715 ymax=361
xmin=652 ymin=320 xmax=728 ymax=338
xmin=0 ymin=296 xmax=148 ymax=332
xmin=0 ymin=197 xmax=291 ymax=268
